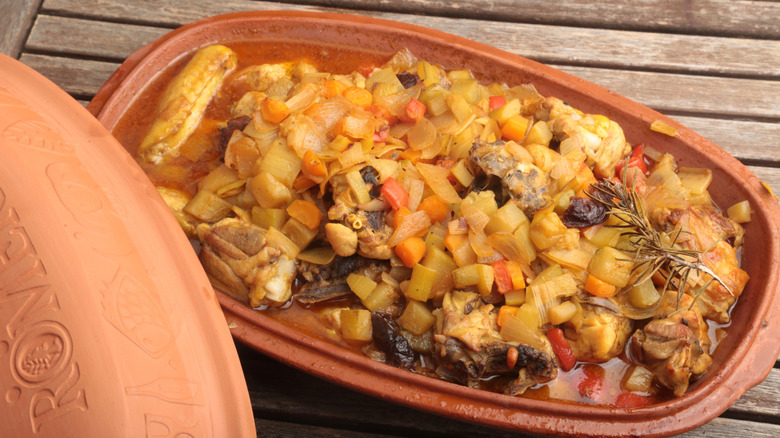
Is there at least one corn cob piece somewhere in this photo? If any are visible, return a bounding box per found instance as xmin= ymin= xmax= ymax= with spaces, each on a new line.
xmin=138 ymin=44 xmax=238 ymax=164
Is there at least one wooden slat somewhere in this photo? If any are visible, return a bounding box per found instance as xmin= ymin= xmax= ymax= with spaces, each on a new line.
xmin=41 ymin=0 xmax=780 ymax=40
xmin=674 ymin=116 xmax=780 ymax=166
xmin=26 ymin=15 xmax=168 ymax=60
xmin=36 ymin=2 xmax=780 ymax=78
xmin=17 ymin=53 xmax=116 ymax=98
xmin=730 ymin=368 xmax=780 ymax=420
xmin=555 ymin=65 xmax=780 ymax=120
xmin=747 ymin=166 xmax=780 ymax=197
xmin=0 ymin=0 xmax=42 ymax=58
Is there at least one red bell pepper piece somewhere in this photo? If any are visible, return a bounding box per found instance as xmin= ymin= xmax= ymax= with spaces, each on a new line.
xmin=577 ymin=365 xmax=605 ymax=401
xmin=381 ymin=177 xmax=409 ymax=210
xmin=489 ymin=95 xmax=507 ymax=110
xmin=614 ymin=392 xmax=651 ymax=408
xmin=492 ymin=260 xmax=513 ymax=294
xmin=547 ymin=328 xmax=576 ymax=371
xmin=400 ymin=97 xmax=427 ymax=122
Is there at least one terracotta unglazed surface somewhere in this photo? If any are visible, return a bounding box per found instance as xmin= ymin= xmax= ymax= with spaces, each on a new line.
xmin=0 ymin=54 xmax=255 ymax=437
xmin=90 ymin=11 xmax=780 ymax=437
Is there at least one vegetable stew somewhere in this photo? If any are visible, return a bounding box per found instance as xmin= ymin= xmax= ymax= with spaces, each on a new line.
xmin=119 ymin=42 xmax=750 ymax=406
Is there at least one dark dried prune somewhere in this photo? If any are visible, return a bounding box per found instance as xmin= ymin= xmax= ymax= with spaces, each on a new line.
xmin=396 ymin=71 xmax=420 ymax=89
xmin=562 ymin=197 xmax=607 ymax=228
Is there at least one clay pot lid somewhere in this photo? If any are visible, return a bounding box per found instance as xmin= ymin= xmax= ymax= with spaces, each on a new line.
xmin=0 ymin=54 xmax=255 ymax=437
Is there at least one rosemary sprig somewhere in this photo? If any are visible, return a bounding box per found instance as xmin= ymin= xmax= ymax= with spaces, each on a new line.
xmin=586 ymin=176 xmax=732 ymax=314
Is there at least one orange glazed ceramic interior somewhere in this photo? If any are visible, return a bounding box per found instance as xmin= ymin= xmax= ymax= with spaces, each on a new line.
xmin=89 ymin=11 xmax=780 ymax=437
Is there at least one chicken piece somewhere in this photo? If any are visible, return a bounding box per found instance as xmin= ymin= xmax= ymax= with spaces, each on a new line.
xmin=655 ymin=205 xmax=749 ymax=324
xmin=470 ymin=141 xmax=551 ymax=216
xmin=197 ymin=218 xmax=295 ymax=307
xmin=138 ymin=45 xmax=238 ymax=164
xmin=631 ymin=293 xmax=712 ymax=396
xmin=155 ymin=186 xmax=200 ymax=238
xmin=296 ymin=255 xmax=390 ymax=304
xmin=232 ymin=63 xmax=290 ymax=92
xmin=433 ymin=291 xmax=557 ymax=395
xmin=327 ymin=171 xmax=394 ymax=260
xmin=564 ymin=301 xmax=633 ymax=363
xmin=542 ymin=97 xmax=630 ymax=179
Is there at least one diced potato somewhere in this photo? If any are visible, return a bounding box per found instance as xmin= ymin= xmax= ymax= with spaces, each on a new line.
xmin=515 ymin=303 xmax=540 ymax=329
xmin=405 ymin=263 xmax=437 ymax=301
xmin=421 ymin=246 xmax=457 ymax=300
xmin=347 ymin=273 xmax=378 ymax=300
xmin=678 ymin=167 xmax=713 ymax=196
xmin=183 ymin=189 xmax=232 ymax=222
xmin=622 ymin=365 xmax=654 ymax=392
xmin=475 ymin=264 xmax=494 ymax=297
xmin=524 ymin=120 xmax=553 ymax=147
xmin=485 ymin=201 xmax=528 ymax=235
xmin=254 ymin=139 xmax=301 ymax=187
xmin=450 ymin=159 xmax=474 ymax=187
xmin=489 ymin=98 xmax=521 ymax=126
xmin=452 ymin=264 xmax=480 ymax=288
xmin=504 ymin=289 xmax=526 ymax=306
xmin=250 ymin=171 xmax=292 ymax=208
xmin=281 ymin=217 xmax=318 ymax=250
xmin=588 ymin=247 xmax=634 ymax=288
xmin=199 ymin=164 xmax=240 ymax=192
xmin=627 ymin=279 xmax=661 ymax=309
xmin=585 ymin=225 xmax=623 ymax=248
xmin=529 ymin=209 xmax=570 ymax=250
xmin=446 ymin=93 xmax=473 ymax=123
xmin=340 ymin=309 xmax=372 ymax=342
xmin=449 ymin=78 xmax=480 ymax=104
xmin=398 ymin=300 xmax=436 ymax=335
xmin=548 ymin=300 xmax=577 ymax=325
xmin=251 ymin=206 xmax=287 ymax=230
xmin=362 ymin=283 xmax=399 ymax=312
xmin=727 ymin=200 xmax=752 ymax=223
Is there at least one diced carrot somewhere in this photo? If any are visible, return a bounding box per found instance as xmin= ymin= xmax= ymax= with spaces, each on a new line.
xmin=286 ymin=199 xmax=322 ymax=230
xmin=393 ymin=206 xmax=413 ymax=229
xmin=492 ymin=260 xmax=513 ymax=294
xmin=260 ymin=98 xmax=291 ymax=124
xmin=398 ymin=149 xmax=422 ymax=164
xmin=497 ymin=305 xmax=519 ymax=327
xmin=367 ymin=104 xmax=399 ymax=125
xmin=584 ymin=273 xmax=617 ymax=298
xmin=400 ymin=97 xmax=427 ymax=122
xmin=343 ymin=86 xmax=373 ymax=108
xmin=547 ymin=328 xmax=576 ymax=371
xmin=394 ymin=236 xmax=427 ymax=268
xmin=373 ymin=127 xmax=389 ymax=143
xmin=501 ymin=115 xmax=530 ymax=142
xmin=489 ymin=95 xmax=507 ymax=111
xmin=292 ymin=174 xmax=317 ymax=191
xmin=504 ymin=260 xmax=527 ymax=290
xmin=302 ymin=149 xmax=328 ymax=178
xmin=381 ymin=177 xmax=409 ymax=210
xmin=418 ymin=195 xmax=448 ymax=223
xmin=323 ymin=79 xmax=348 ymax=98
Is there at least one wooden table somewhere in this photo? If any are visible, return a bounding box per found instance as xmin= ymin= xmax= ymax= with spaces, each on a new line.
xmin=3 ymin=0 xmax=778 ymax=436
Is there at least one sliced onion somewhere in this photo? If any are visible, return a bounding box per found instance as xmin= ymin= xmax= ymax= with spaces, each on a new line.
xmin=416 ymin=162 xmax=460 ymax=203
xmin=487 ymin=232 xmax=532 ymax=266
xmin=388 ymin=210 xmax=431 ymax=247
xmin=297 ymin=247 xmax=336 ymax=264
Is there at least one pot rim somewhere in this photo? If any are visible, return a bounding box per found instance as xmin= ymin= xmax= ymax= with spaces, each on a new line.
xmin=89 ymin=10 xmax=780 ymax=437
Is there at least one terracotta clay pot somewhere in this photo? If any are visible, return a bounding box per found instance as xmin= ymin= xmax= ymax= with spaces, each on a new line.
xmin=0 ymin=54 xmax=255 ymax=437
xmin=89 ymin=11 xmax=780 ymax=437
